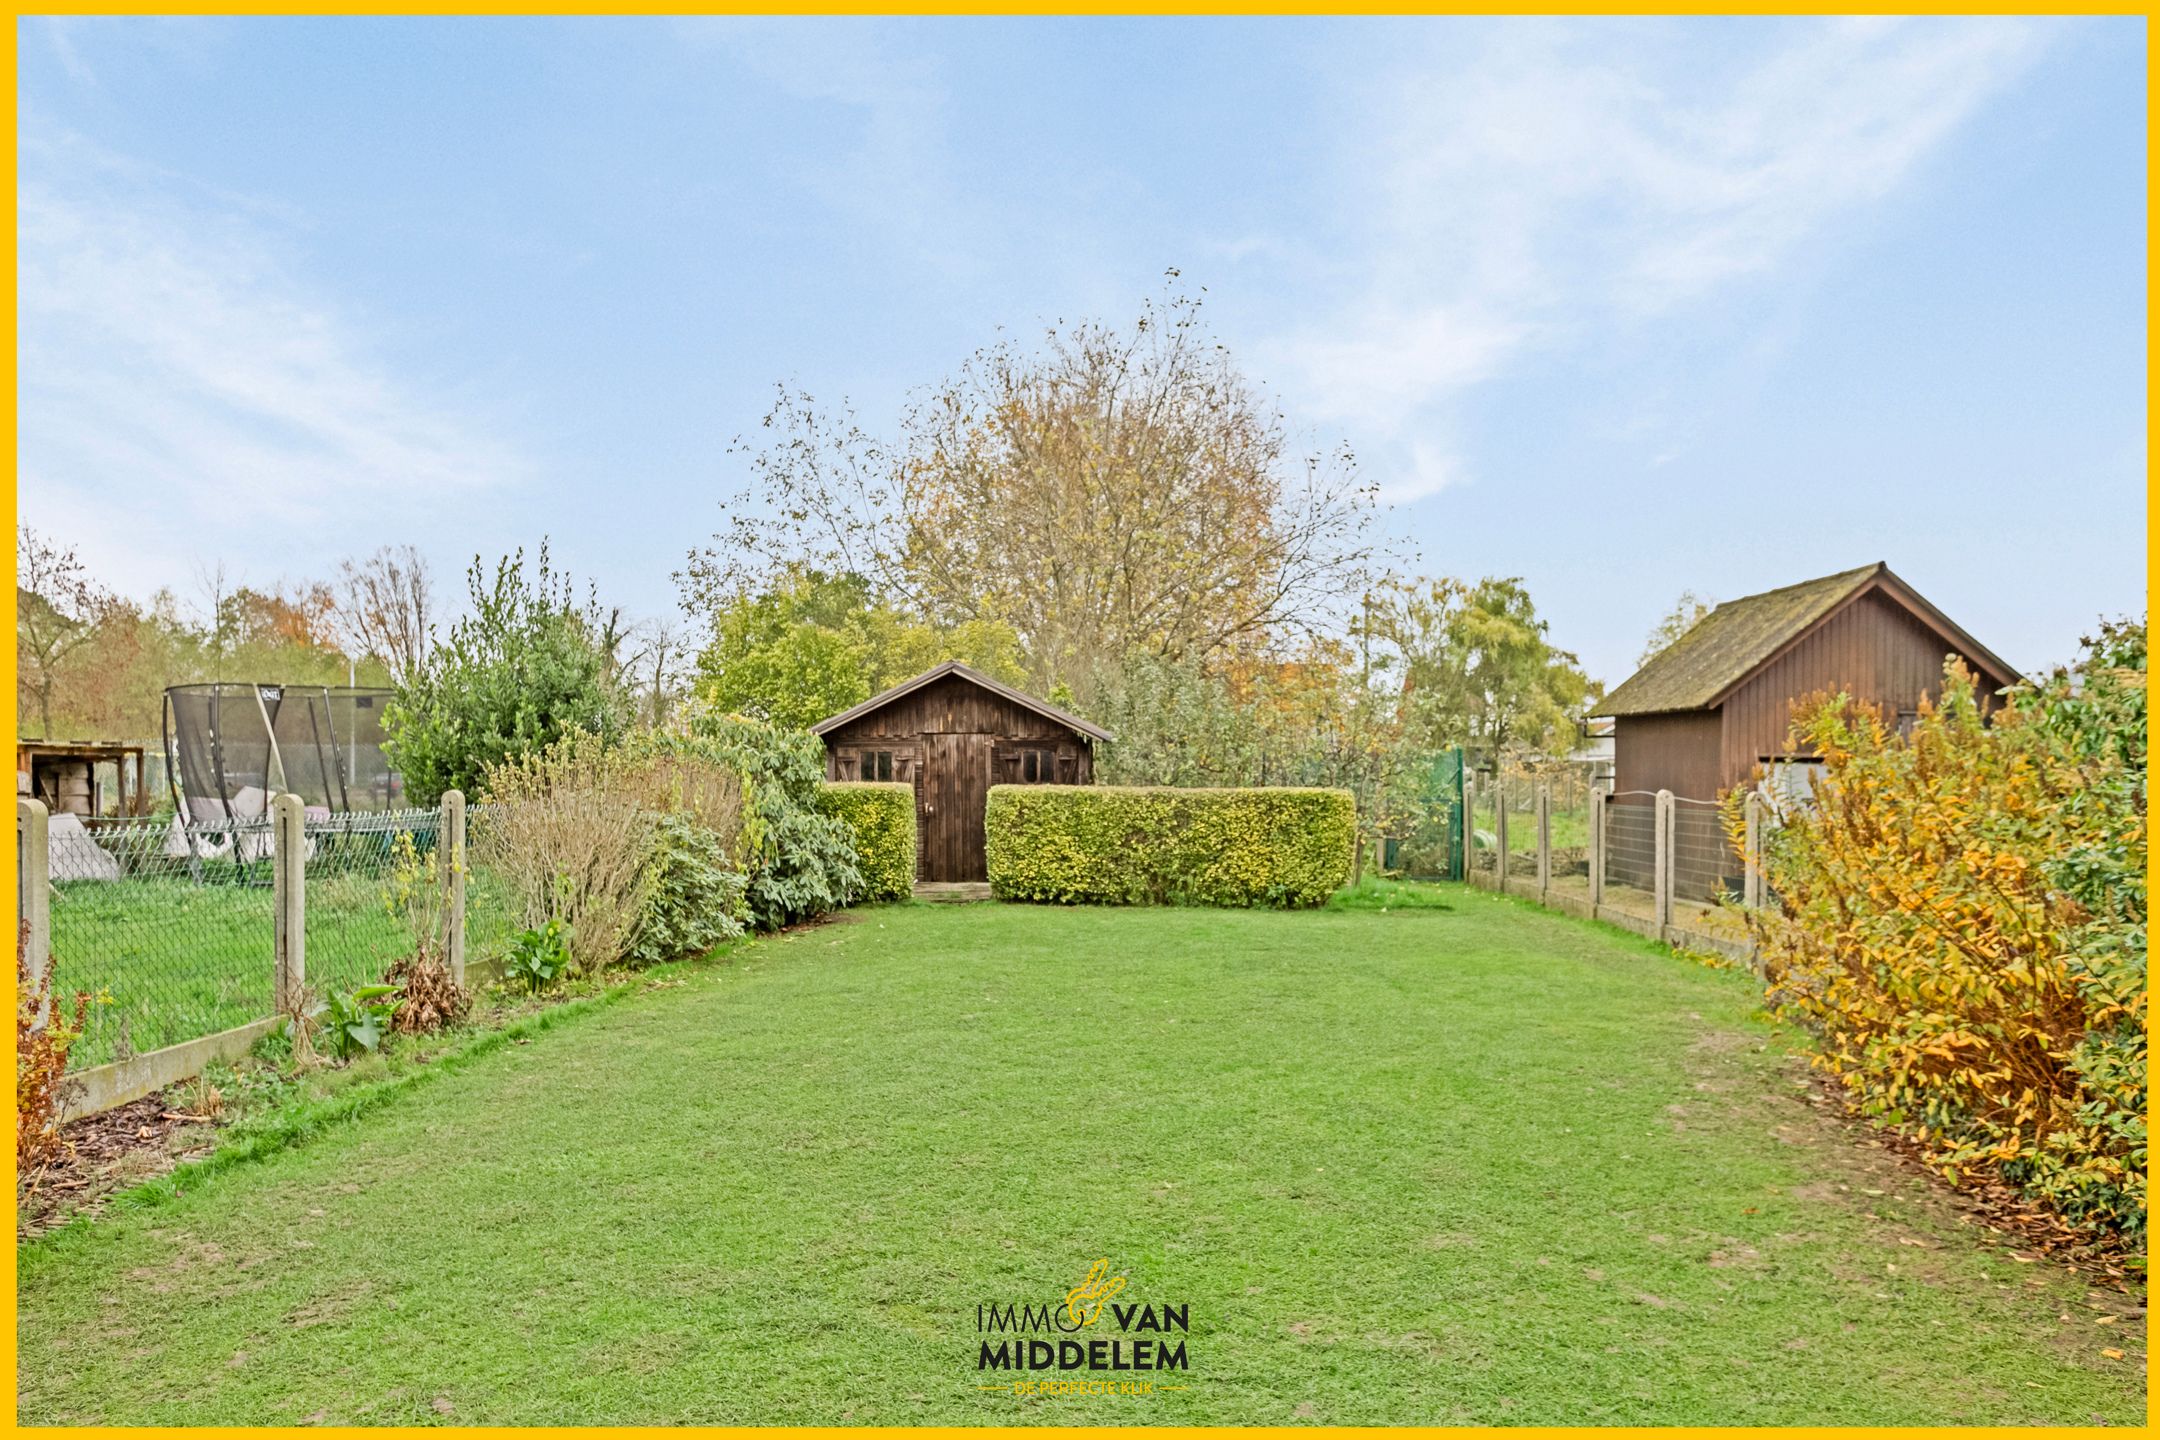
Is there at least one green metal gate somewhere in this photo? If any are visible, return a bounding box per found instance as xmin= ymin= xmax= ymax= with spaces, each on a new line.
xmin=1381 ymin=747 xmax=1465 ymax=881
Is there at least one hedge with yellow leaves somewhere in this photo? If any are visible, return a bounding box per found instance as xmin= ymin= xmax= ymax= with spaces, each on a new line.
xmin=986 ymin=785 xmax=1355 ymax=908
xmin=1739 ymin=622 xmax=2146 ymax=1249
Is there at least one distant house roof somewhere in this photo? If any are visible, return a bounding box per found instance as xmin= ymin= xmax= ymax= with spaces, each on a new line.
xmin=809 ymin=660 xmax=1115 ymax=742
xmin=1598 ymin=562 xmax=2020 ymax=718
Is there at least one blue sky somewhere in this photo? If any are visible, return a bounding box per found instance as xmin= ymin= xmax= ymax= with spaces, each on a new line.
xmin=17 ymin=15 xmax=2146 ymax=686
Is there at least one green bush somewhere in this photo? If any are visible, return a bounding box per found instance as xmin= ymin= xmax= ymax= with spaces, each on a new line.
xmin=626 ymin=814 xmax=750 ymax=967
xmin=986 ymin=785 xmax=1355 ymax=908
xmin=685 ymin=715 xmax=861 ymax=930
xmin=388 ymin=544 xmax=630 ymax=803
xmin=817 ymin=782 xmax=917 ymax=901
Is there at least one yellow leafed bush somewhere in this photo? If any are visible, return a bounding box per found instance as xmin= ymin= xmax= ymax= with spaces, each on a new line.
xmin=1738 ymin=628 xmax=2145 ymax=1252
xmin=986 ymin=785 xmax=1354 ymax=908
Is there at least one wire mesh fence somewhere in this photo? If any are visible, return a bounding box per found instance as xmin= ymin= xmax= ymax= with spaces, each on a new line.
xmin=1671 ymin=798 xmax=1738 ymax=905
xmin=1602 ymin=793 xmax=1660 ymax=901
xmin=1547 ymin=784 xmax=1594 ymax=880
xmin=1383 ymin=750 xmax=1466 ymax=881
xmin=1467 ymin=782 xmax=1500 ymax=875
xmin=39 ymin=795 xmax=521 ymax=1074
xmin=49 ymin=814 xmax=278 ymax=1069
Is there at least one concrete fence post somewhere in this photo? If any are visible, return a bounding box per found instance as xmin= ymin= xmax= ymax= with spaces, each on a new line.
xmin=1742 ymin=790 xmax=1765 ymax=911
xmin=272 ymin=792 xmax=306 ymax=1015
xmin=1535 ymin=783 xmax=1551 ymax=896
xmin=17 ymin=798 xmax=51 ymax=1025
xmin=442 ymin=789 xmax=468 ymax=987
xmin=1653 ymin=788 xmax=1675 ymax=934
xmin=1493 ymin=775 xmax=1509 ymax=894
xmin=1587 ymin=785 xmax=1606 ymax=910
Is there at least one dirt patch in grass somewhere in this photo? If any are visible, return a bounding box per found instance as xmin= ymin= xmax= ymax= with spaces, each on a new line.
xmin=1675 ymin=996 xmax=2141 ymax=1301
xmin=19 ymin=1089 xmax=221 ymax=1237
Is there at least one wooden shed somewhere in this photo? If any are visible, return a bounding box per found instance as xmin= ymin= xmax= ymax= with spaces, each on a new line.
xmin=811 ymin=661 xmax=1112 ymax=884
xmin=16 ymin=739 xmax=151 ymax=819
xmin=1598 ymin=561 xmax=2021 ymax=805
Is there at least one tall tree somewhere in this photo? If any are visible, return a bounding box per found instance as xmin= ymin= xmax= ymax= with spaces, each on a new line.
xmin=686 ymin=279 xmax=1381 ymax=701
xmin=385 ymin=542 xmax=629 ymax=803
xmin=1366 ymin=576 xmax=1596 ymax=760
xmin=1640 ymin=590 xmax=1715 ymax=667
xmin=690 ymin=565 xmax=1025 ymax=730
xmin=17 ymin=527 xmax=119 ymax=737
xmin=335 ymin=545 xmax=435 ymax=684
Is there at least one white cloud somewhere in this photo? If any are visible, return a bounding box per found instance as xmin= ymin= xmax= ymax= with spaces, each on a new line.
xmin=17 ymin=127 xmax=522 ymax=599
xmin=1265 ymin=17 xmax=2055 ymax=494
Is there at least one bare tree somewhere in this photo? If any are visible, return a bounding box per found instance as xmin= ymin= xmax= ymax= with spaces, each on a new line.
xmin=334 ymin=545 xmax=435 ymax=685
xmin=621 ymin=617 xmax=688 ymax=727
xmin=193 ymin=559 xmax=235 ymax=680
xmin=17 ymin=527 xmax=119 ymax=737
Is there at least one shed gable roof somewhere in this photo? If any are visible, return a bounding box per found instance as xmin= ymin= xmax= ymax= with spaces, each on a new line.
xmin=1598 ymin=563 xmax=2019 ymax=717
xmin=809 ymin=661 xmax=1114 ymax=743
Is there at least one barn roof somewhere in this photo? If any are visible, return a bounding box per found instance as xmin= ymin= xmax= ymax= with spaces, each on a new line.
xmin=809 ymin=661 xmax=1115 ymax=743
xmin=1597 ymin=562 xmax=2020 ymax=718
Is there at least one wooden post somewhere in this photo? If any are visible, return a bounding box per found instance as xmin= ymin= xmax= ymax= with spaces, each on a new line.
xmin=1653 ymin=789 xmax=1674 ymax=934
xmin=1588 ymin=785 xmax=1606 ymax=910
xmin=1461 ymin=775 xmax=1476 ymax=879
xmin=1535 ymin=783 xmax=1551 ymax=896
xmin=442 ymin=789 xmax=468 ymax=986
xmin=1493 ymin=774 xmax=1509 ymax=894
xmin=272 ymin=792 xmax=306 ymax=1015
xmin=17 ymin=798 xmax=50 ymax=1025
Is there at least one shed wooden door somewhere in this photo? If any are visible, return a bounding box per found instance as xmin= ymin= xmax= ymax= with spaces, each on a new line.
xmin=922 ymin=733 xmax=991 ymax=882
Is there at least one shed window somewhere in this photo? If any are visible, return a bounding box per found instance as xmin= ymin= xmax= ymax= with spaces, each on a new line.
xmin=1019 ymin=749 xmax=1054 ymax=783
xmin=861 ymin=750 xmax=894 ymax=781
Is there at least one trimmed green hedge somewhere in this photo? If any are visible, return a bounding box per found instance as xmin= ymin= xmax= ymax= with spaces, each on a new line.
xmin=817 ymin=782 xmax=918 ymax=902
xmin=986 ymin=785 xmax=1355 ymax=909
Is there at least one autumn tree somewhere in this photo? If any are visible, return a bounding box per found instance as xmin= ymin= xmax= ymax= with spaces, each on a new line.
xmin=17 ymin=527 xmax=121 ymax=737
xmin=685 ymin=280 xmax=1381 ymax=702
xmin=335 ymin=545 xmax=435 ymax=684
xmin=1640 ymin=589 xmax=1715 ymax=666
xmin=219 ymin=583 xmax=341 ymax=653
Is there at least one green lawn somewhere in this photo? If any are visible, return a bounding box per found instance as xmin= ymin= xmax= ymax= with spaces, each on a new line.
xmin=18 ymin=893 xmax=2140 ymax=1425
xmin=1466 ymin=806 xmax=1589 ymax=855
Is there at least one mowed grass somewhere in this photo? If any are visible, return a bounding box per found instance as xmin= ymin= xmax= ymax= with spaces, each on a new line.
xmin=18 ymin=893 xmax=2140 ymax=1425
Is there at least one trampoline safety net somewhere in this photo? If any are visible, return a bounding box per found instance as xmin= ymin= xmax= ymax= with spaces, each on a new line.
xmin=164 ymin=683 xmax=403 ymax=819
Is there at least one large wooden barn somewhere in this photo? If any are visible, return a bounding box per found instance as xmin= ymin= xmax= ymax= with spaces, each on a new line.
xmin=1598 ymin=561 xmax=2021 ymax=804
xmin=812 ymin=661 xmax=1112 ymax=884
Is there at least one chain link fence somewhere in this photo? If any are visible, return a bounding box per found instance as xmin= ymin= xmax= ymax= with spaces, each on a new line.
xmin=50 ymin=814 xmax=278 ymax=1068
xmin=304 ymin=808 xmax=445 ymax=997
xmin=37 ymin=796 xmax=516 ymax=1074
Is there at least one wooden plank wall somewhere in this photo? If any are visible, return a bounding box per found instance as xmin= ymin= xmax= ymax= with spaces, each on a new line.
xmin=822 ymin=674 xmax=1092 ymax=782
xmin=1718 ymin=587 xmax=2003 ymax=791
xmin=1610 ymin=711 xmax=1722 ymax=802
